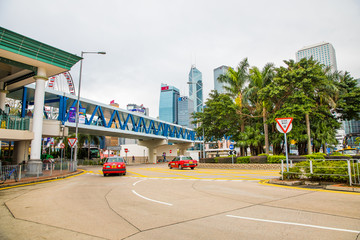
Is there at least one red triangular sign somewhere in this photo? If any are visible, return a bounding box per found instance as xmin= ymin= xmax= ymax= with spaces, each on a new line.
xmin=68 ymin=138 xmax=77 ymax=147
xmin=275 ymin=118 xmax=293 ymax=133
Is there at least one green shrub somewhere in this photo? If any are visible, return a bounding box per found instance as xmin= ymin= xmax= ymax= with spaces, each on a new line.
xmin=236 ymin=156 xmax=250 ymax=164
xmin=305 ymin=152 xmax=326 ymax=160
xmin=267 ymin=155 xmax=285 ymax=163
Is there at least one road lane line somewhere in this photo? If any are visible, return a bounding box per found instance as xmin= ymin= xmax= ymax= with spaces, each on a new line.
xmin=226 ymin=215 xmax=360 ymax=234
xmin=132 ymin=190 xmax=173 ymax=206
xmin=133 ymin=179 xmax=145 ymax=186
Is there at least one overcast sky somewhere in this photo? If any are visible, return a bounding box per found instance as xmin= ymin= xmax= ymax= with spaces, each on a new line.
xmin=1 ymin=0 xmax=359 ymax=118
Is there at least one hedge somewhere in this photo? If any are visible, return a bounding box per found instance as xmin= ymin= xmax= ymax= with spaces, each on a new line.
xmin=236 ymin=156 xmax=250 ymax=163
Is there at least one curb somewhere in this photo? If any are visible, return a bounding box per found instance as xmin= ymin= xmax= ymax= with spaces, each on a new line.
xmin=0 ymin=170 xmax=85 ymax=189
xmin=267 ymin=179 xmax=360 ymax=193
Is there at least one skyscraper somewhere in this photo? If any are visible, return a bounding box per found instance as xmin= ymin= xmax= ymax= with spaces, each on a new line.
xmin=188 ymin=65 xmax=203 ymax=113
xmin=296 ymin=42 xmax=337 ymax=72
xmin=159 ymin=84 xmax=180 ymax=124
xmin=214 ymin=65 xmax=229 ymax=94
xmin=178 ymin=96 xmax=194 ymax=128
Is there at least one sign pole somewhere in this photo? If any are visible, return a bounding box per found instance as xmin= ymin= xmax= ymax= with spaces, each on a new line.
xmin=284 ymin=132 xmax=289 ymax=172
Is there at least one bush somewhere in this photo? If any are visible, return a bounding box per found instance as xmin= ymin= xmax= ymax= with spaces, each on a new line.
xmin=267 ymin=155 xmax=285 ymax=164
xmin=305 ymin=153 xmax=325 ymax=160
xmin=250 ymin=155 xmax=267 ymax=163
xmin=199 ymin=158 xmax=216 ymax=163
xmin=215 ymin=156 xmax=237 ymax=163
xmin=236 ymin=156 xmax=250 ymax=164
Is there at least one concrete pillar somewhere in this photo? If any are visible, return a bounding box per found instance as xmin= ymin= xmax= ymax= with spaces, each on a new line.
xmin=175 ymin=142 xmax=194 ymax=156
xmin=28 ymin=67 xmax=48 ymax=176
xmin=138 ymin=139 xmax=167 ymax=164
xmin=14 ymin=141 xmax=30 ymax=164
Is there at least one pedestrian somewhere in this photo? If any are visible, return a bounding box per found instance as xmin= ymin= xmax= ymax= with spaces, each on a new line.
xmin=132 ymin=155 xmax=135 ymax=163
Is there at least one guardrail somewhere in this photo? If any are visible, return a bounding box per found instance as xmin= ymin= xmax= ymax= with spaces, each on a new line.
xmin=0 ymin=114 xmax=30 ymax=130
xmin=281 ymin=159 xmax=360 ymax=186
xmin=0 ymin=161 xmax=77 ymax=184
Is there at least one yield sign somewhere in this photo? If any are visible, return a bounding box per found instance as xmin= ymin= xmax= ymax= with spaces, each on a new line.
xmin=68 ymin=138 xmax=77 ymax=148
xmin=275 ymin=118 xmax=293 ymax=134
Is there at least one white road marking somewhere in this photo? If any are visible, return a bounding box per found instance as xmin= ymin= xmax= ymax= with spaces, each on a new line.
xmin=226 ymin=215 xmax=360 ymax=234
xmin=133 ymin=179 xmax=145 ymax=186
xmin=132 ymin=190 xmax=173 ymax=206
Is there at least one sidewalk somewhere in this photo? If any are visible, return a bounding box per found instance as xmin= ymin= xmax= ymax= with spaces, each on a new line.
xmin=0 ymin=169 xmax=84 ymax=189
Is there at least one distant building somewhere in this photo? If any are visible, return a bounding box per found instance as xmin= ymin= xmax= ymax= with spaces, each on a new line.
xmin=214 ymin=65 xmax=229 ymax=94
xmin=159 ymin=83 xmax=180 ymax=124
xmin=178 ymin=96 xmax=194 ymax=128
xmin=188 ymin=65 xmax=203 ymax=113
xmin=296 ymin=42 xmax=337 ymax=72
xmin=127 ymin=103 xmax=149 ymax=116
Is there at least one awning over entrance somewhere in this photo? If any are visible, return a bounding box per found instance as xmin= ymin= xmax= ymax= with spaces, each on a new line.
xmin=0 ymin=27 xmax=82 ymax=91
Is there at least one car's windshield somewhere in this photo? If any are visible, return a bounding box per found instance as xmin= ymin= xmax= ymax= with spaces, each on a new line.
xmin=107 ymin=158 xmax=125 ymax=163
xmin=181 ymin=156 xmax=193 ymax=160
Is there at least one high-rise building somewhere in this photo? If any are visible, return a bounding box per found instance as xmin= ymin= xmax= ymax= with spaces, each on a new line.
xmin=159 ymin=83 xmax=180 ymax=123
xmin=178 ymin=96 xmax=194 ymax=128
xmin=296 ymin=42 xmax=337 ymax=72
xmin=214 ymin=65 xmax=229 ymax=94
xmin=188 ymin=65 xmax=203 ymax=113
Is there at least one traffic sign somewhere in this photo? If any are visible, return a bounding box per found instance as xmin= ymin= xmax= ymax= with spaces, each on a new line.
xmin=275 ymin=118 xmax=293 ymax=134
xmin=68 ymin=138 xmax=77 ymax=148
xmin=60 ymin=143 xmax=65 ymax=149
xmin=229 ymin=144 xmax=234 ymax=150
xmin=169 ymin=149 xmax=172 ymax=154
xmin=124 ymin=148 xmax=129 ymax=153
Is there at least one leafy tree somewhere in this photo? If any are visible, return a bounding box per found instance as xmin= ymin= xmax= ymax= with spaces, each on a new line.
xmin=246 ymin=63 xmax=275 ymax=154
xmin=217 ymin=58 xmax=250 ymax=155
xmin=192 ymin=91 xmax=238 ymax=142
xmin=78 ymin=134 xmax=101 ymax=159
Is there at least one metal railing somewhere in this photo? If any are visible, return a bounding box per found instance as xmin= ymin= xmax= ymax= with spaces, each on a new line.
xmin=0 ymin=160 xmax=77 ymax=184
xmin=281 ymin=159 xmax=360 ymax=186
xmin=0 ymin=114 xmax=30 ymax=130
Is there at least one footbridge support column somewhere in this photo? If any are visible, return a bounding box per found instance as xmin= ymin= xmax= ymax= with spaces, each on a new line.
xmin=138 ymin=139 xmax=168 ymax=164
xmin=175 ymin=142 xmax=194 ymax=156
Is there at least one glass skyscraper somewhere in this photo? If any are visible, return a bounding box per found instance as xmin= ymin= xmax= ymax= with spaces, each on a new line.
xmin=214 ymin=65 xmax=229 ymax=94
xmin=159 ymin=84 xmax=180 ymax=124
xmin=296 ymin=42 xmax=337 ymax=72
xmin=188 ymin=65 xmax=203 ymax=113
xmin=178 ymin=96 xmax=194 ymax=128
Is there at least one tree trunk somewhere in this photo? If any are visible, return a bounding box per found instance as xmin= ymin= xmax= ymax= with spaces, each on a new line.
xmin=263 ymin=105 xmax=269 ymax=154
xmin=305 ymin=113 xmax=312 ymax=155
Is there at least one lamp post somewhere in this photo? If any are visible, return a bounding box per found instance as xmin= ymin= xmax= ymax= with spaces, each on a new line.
xmin=73 ymin=51 xmax=106 ymax=167
xmin=187 ymin=80 xmax=205 ymax=159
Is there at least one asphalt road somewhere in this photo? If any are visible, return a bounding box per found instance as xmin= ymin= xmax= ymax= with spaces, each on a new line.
xmin=0 ymin=164 xmax=359 ymax=240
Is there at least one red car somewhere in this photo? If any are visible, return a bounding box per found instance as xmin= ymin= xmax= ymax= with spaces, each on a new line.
xmin=102 ymin=157 xmax=126 ymax=176
xmin=168 ymin=156 xmax=198 ymax=170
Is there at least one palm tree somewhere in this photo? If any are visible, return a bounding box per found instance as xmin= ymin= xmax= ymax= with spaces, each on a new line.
xmin=247 ymin=63 xmax=275 ymax=154
xmin=78 ymin=134 xmax=100 ymax=159
xmin=218 ymin=58 xmax=250 ymax=155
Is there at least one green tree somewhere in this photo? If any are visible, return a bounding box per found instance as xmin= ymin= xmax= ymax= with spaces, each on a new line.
xmin=78 ymin=134 xmax=101 ymax=160
xmin=192 ymin=91 xmax=238 ymax=142
xmin=217 ymin=58 xmax=250 ymax=155
xmin=247 ymin=63 xmax=275 ymax=154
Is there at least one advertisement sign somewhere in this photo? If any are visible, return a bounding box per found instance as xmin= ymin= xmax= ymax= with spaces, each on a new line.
xmin=161 ymin=86 xmax=169 ymax=91
xmin=68 ymin=107 xmax=86 ymax=123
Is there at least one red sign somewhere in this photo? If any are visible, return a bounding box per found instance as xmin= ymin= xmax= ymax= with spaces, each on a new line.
xmin=275 ymin=118 xmax=293 ymax=134
xmin=169 ymin=150 xmax=172 ymax=154
xmin=60 ymin=143 xmax=65 ymax=149
xmin=124 ymin=148 xmax=128 ymax=153
xmin=68 ymin=138 xmax=77 ymax=148
xmin=161 ymin=86 xmax=169 ymax=91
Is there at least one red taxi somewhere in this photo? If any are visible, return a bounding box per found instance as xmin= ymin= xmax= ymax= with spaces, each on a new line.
xmin=102 ymin=157 xmax=126 ymax=176
xmin=168 ymin=156 xmax=198 ymax=170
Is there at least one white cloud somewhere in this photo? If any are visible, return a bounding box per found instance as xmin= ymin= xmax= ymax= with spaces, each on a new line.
xmin=1 ymin=0 xmax=359 ymax=117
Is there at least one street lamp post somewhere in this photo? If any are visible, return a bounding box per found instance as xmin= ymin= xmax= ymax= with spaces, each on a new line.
xmin=73 ymin=51 xmax=106 ymax=167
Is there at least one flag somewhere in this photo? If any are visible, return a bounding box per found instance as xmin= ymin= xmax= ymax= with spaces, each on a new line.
xmin=110 ymin=100 xmax=115 ymax=104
